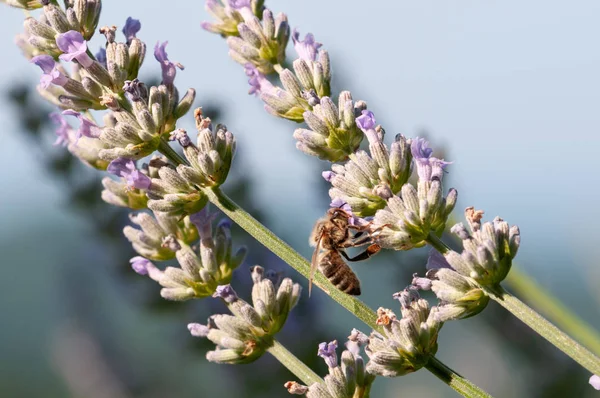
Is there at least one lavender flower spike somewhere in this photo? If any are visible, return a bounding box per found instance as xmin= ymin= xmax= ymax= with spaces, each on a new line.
xmin=317 ymin=340 xmax=338 ymax=368
xmin=30 ymin=55 xmax=67 ymax=88
xmin=61 ymin=110 xmax=101 ymax=140
xmin=291 ymin=29 xmax=322 ymax=62
xmin=122 ymin=17 xmax=141 ymax=44
xmin=56 ymin=31 xmax=93 ymax=67
xmin=49 ymin=112 xmax=71 ymax=147
xmin=107 ymin=157 xmax=152 ymax=190
xmin=154 ymin=42 xmax=183 ymax=86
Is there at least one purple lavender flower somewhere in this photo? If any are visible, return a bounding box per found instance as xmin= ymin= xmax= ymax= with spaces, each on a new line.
xmin=130 ymin=256 xmax=153 ymax=275
xmin=292 ymin=29 xmax=322 ymax=62
xmin=244 ymin=63 xmax=275 ymax=96
xmin=411 ymin=137 xmax=451 ymax=181
xmin=590 ymin=375 xmax=600 ymax=390
xmin=189 ymin=206 xmax=216 ymax=239
xmin=411 ymin=137 xmax=433 ymax=159
xmin=49 ymin=112 xmax=71 ymax=146
xmin=213 ymin=284 xmax=238 ymax=303
xmin=107 ymin=157 xmax=152 ymax=190
xmin=426 ymin=249 xmax=453 ymax=270
xmin=228 ymin=0 xmax=251 ymax=9
xmin=95 ymin=48 xmax=107 ymax=68
xmin=355 ymin=110 xmax=382 ymax=144
xmin=154 ymin=42 xmax=183 ymax=86
xmin=356 ymin=110 xmax=376 ymax=130
xmin=61 ymin=110 xmax=101 ymax=140
xmin=30 ymin=55 xmax=67 ymax=89
xmin=317 ymin=340 xmax=338 ymax=368
xmin=56 ymin=31 xmax=93 ymax=67
xmin=122 ymin=17 xmax=141 ymax=43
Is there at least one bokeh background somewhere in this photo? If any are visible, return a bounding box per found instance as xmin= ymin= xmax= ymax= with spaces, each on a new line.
xmin=1 ymin=1 xmax=600 ymax=397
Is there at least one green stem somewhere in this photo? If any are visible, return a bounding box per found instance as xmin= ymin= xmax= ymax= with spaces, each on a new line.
xmin=426 ymin=232 xmax=451 ymax=254
xmin=268 ymin=339 xmax=323 ymax=386
xmin=158 ymin=138 xmax=188 ymax=166
xmin=485 ymin=284 xmax=600 ymax=375
xmin=426 ymin=356 xmax=492 ymax=398
xmin=505 ymin=268 xmax=600 ymax=357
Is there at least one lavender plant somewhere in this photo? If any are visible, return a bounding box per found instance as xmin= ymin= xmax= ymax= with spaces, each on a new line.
xmin=3 ymin=0 xmax=600 ymax=396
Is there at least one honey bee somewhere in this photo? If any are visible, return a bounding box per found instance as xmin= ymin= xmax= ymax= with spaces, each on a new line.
xmin=309 ymin=207 xmax=381 ymax=296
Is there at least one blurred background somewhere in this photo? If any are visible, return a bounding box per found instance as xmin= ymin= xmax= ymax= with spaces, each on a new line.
xmin=1 ymin=1 xmax=600 ymax=397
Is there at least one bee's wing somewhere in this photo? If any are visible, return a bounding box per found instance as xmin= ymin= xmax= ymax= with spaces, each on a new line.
xmin=309 ymin=233 xmax=324 ymax=297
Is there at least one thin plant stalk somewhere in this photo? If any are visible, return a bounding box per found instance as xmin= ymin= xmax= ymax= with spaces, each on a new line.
xmin=268 ymin=340 xmax=324 ymax=386
xmin=484 ymin=284 xmax=600 ymax=376
xmin=425 ymin=357 xmax=492 ymax=398
xmin=505 ymin=268 xmax=600 ymax=356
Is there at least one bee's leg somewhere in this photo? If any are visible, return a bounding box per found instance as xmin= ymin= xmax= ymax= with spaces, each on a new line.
xmin=340 ymin=244 xmax=381 ymax=262
xmin=339 ymin=234 xmax=372 ymax=248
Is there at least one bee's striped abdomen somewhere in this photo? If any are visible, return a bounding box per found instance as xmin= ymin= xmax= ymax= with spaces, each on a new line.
xmin=318 ymin=251 xmax=361 ymax=295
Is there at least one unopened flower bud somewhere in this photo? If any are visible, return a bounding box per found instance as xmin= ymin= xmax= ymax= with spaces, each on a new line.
xmin=131 ymin=207 xmax=245 ymax=300
xmin=444 ymin=208 xmax=520 ymax=286
xmin=293 ymin=92 xmax=363 ymax=162
xmin=227 ymin=8 xmax=289 ymax=73
xmin=189 ymin=266 xmax=301 ymax=365
xmin=365 ymin=294 xmax=442 ymax=377
xmin=371 ymin=179 xmax=457 ymax=250
xmin=201 ymin=0 xmax=261 ymax=37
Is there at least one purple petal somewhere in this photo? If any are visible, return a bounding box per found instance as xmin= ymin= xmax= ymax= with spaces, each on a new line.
xmin=130 ymin=256 xmax=153 ymax=275
xmin=212 ymin=284 xmax=238 ymax=303
xmin=190 ymin=206 xmax=216 ymax=239
xmin=356 ymin=110 xmax=376 ymax=131
xmin=410 ymin=137 xmax=433 ymax=160
xmin=61 ymin=110 xmax=101 ymax=140
xmin=426 ymin=249 xmax=452 ymax=270
xmin=154 ymin=41 xmax=182 ymax=85
xmin=292 ymin=29 xmax=322 ymax=62
xmin=31 ymin=55 xmax=67 ymax=88
xmin=317 ymin=340 xmax=338 ymax=368
xmin=49 ymin=112 xmax=71 ymax=146
xmin=31 ymin=55 xmax=55 ymax=73
xmin=108 ymin=158 xmax=151 ymax=190
xmin=244 ymin=63 xmax=275 ymax=96
xmin=56 ymin=31 xmax=93 ymax=67
xmin=122 ymin=17 xmax=141 ymax=43
xmin=590 ymin=375 xmax=600 ymax=390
